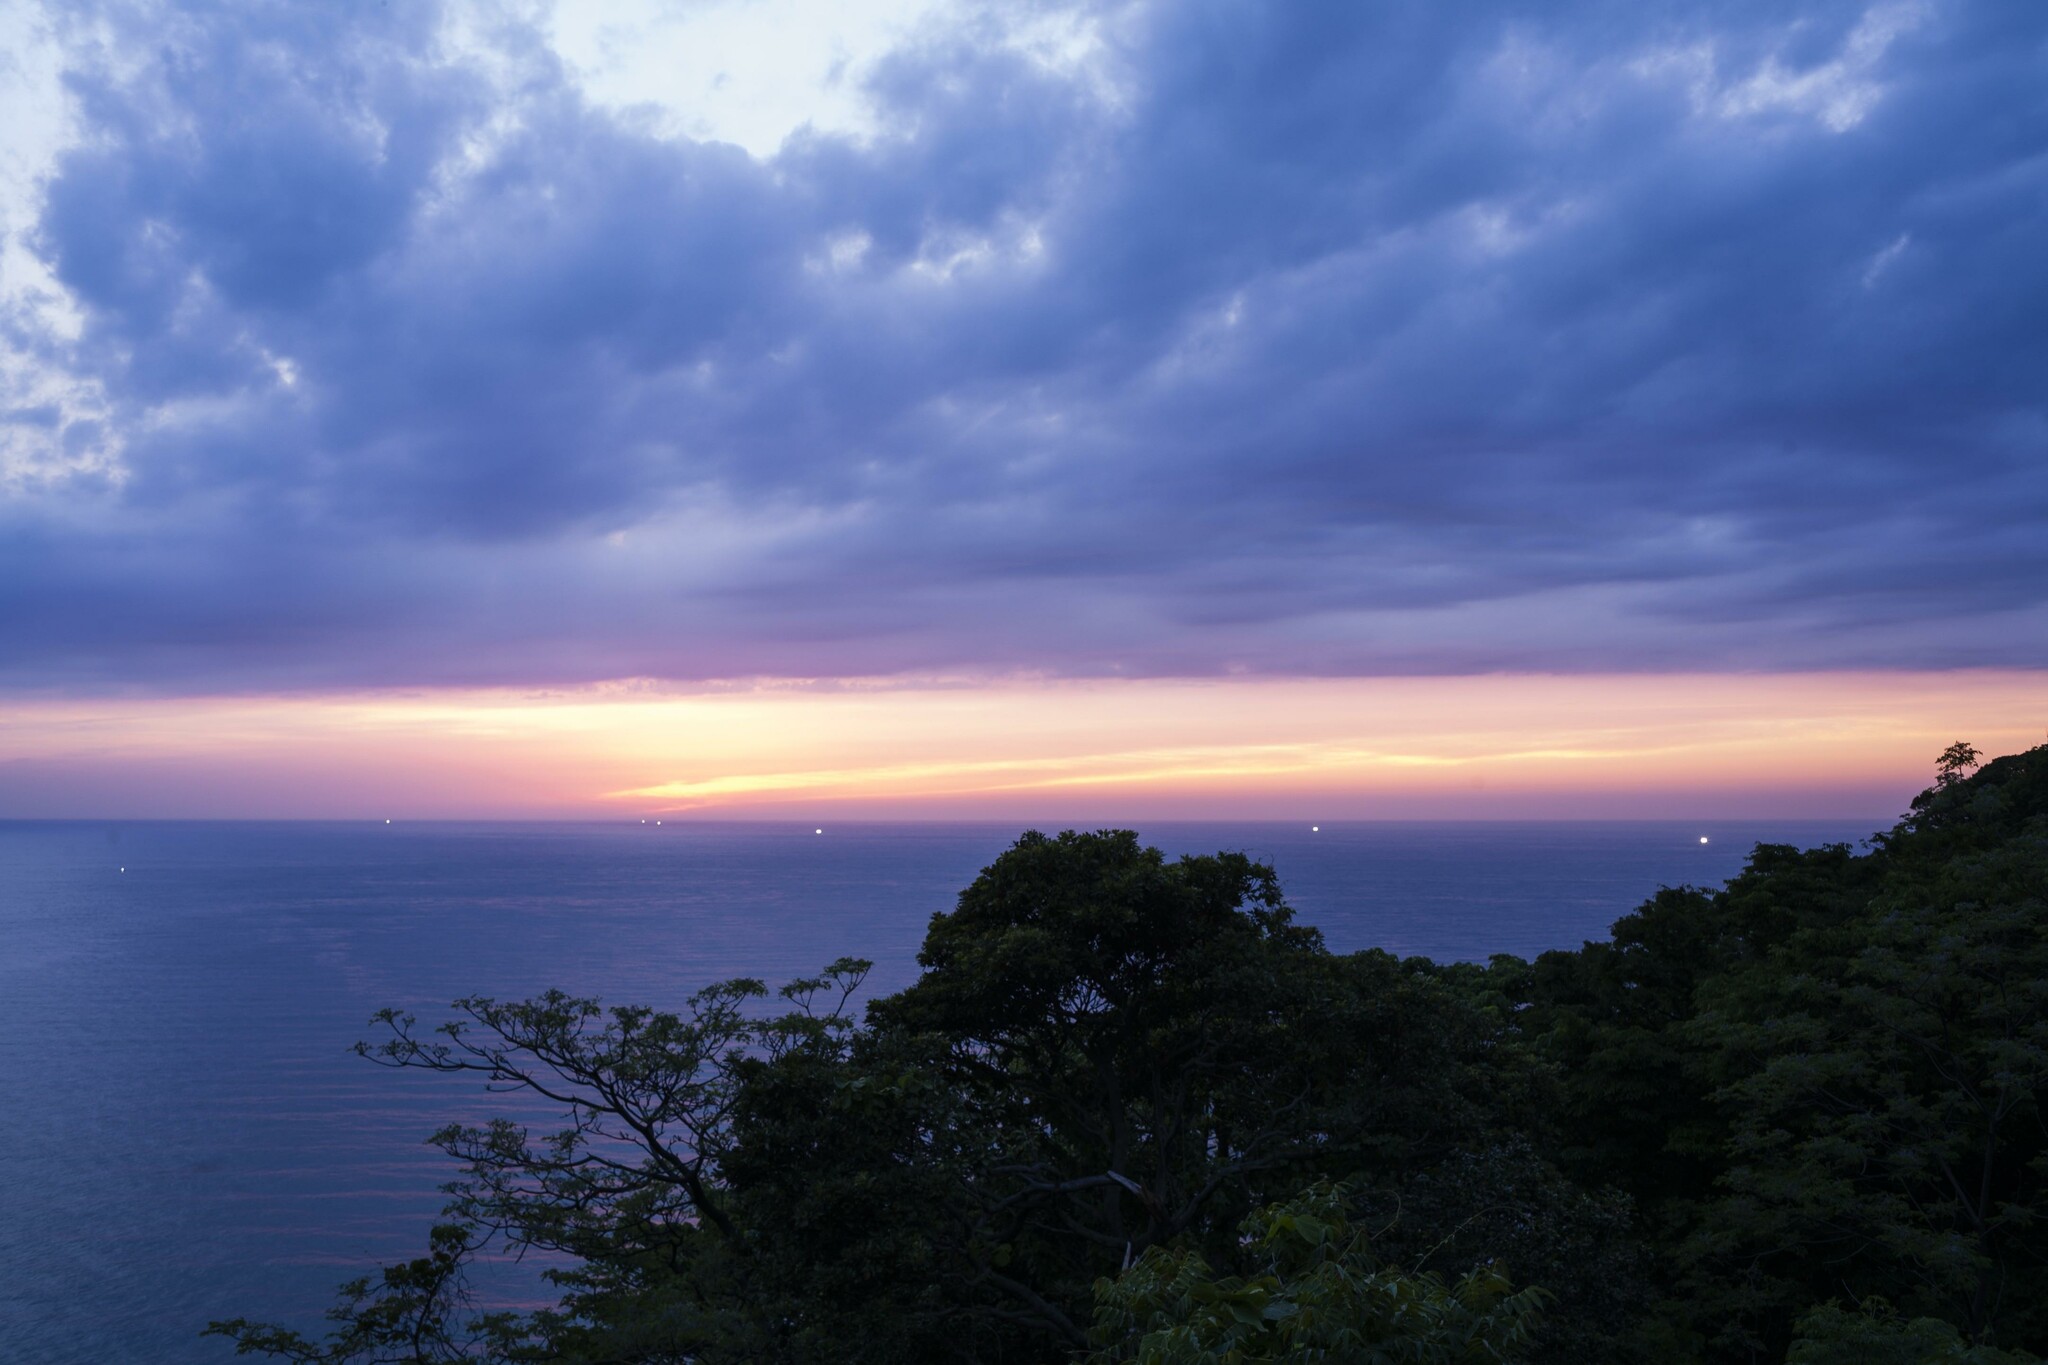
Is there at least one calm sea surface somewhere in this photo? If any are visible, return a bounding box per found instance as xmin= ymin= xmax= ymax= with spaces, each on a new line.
xmin=0 ymin=817 xmax=1878 ymax=1362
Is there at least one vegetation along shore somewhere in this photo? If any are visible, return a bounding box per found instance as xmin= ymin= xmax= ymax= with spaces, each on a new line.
xmin=213 ymin=743 xmax=2048 ymax=1364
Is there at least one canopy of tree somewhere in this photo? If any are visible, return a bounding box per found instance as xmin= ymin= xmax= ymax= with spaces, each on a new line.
xmin=211 ymin=743 xmax=2048 ymax=1365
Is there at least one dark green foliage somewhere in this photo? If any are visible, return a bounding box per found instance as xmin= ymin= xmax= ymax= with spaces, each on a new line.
xmin=1349 ymin=1139 xmax=1650 ymax=1365
xmin=216 ymin=745 xmax=2048 ymax=1365
xmin=1085 ymin=1181 xmax=1546 ymax=1365
xmin=208 ymin=1224 xmax=537 ymax=1363
xmin=1789 ymin=1302 xmax=2039 ymax=1365
xmin=1683 ymin=811 xmax=2048 ymax=1355
xmin=1519 ymin=743 xmax=2048 ymax=1362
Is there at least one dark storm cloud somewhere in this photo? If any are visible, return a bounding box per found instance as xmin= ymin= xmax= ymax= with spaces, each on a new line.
xmin=3 ymin=0 xmax=2045 ymax=690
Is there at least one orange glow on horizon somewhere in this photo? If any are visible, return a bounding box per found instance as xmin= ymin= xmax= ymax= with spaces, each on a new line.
xmin=1 ymin=671 xmax=2041 ymax=820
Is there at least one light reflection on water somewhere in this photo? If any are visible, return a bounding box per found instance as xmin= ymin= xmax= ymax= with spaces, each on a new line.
xmin=0 ymin=816 xmax=1877 ymax=1363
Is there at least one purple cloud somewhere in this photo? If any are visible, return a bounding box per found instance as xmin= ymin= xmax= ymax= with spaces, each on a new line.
xmin=3 ymin=0 xmax=2045 ymax=692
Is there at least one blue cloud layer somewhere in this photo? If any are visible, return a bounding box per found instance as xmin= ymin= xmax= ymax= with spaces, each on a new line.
xmin=4 ymin=0 xmax=2045 ymax=690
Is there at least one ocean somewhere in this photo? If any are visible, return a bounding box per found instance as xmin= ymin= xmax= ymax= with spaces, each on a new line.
xmin=0 ymin=816 xmax=1879 ymax=1363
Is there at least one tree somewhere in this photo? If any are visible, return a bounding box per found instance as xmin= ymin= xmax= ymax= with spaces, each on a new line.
xmin=856 ymin=829 xmax=1540 ymax=1353
xmin=1938 ymin=742 xmax=1984 ymax=789
xmin=1790 ymin=1302 xmax=2039 ymax=1365
xmin=1503 ymin=743 xmax=2048 ymax=1362
xmin=214 ymin=828 xmax=1553 ymax=1364
xmin=1085 ymin=1181 xmax=1546 ymax=1364
xmin=1345 ymin=1139 xmax=1649 ymax=1365
xmin=210 ymin=752 xmax=2048 ymax=1365
xmin=209 ymin=961 xmax=875 ymax=1364
xmin=1685 ymin=826 xmax=2048 ymax=1354
xmin=206 ymin=1224 xmax=533 ymax=1365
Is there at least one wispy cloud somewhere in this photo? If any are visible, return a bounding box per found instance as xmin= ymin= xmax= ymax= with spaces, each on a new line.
xmin=4 ymin=672 xmax=2037 ymax=819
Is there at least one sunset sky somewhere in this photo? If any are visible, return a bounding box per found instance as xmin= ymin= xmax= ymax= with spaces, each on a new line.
xmin=1 ymin=0 xmax=2043 ymax=818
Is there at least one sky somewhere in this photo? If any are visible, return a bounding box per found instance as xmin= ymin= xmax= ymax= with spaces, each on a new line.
xmin=0 ymin=0 xmax=2043 ymax=818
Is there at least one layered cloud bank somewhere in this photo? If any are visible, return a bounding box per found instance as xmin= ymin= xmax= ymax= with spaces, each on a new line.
xmin=2 ymin=0 xmax=2044 ymax=692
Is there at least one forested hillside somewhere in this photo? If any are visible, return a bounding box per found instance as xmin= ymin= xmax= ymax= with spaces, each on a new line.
xmin=215 ymin=743 xmax=2048 ymax=1365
